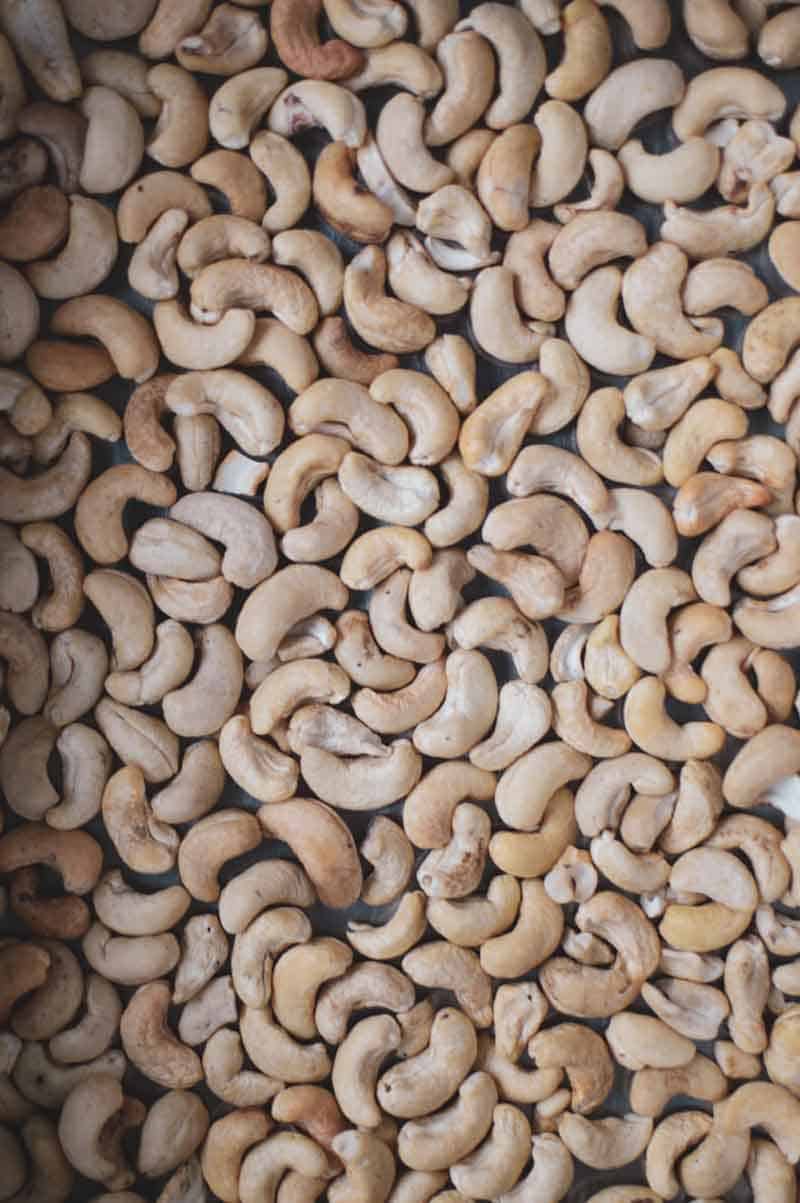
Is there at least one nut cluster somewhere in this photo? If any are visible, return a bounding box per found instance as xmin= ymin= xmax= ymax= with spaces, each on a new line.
xmin=2 ymin=0 xmax=800 ymax=1201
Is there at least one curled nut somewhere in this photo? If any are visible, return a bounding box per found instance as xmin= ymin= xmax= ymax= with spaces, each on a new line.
xmin=120 ymin=981 xmax=202 ymax=1090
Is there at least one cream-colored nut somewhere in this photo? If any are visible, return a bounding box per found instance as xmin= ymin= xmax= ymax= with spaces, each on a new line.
xmin=120 ymin=981 xmax=202 ymax=1089
xmin=554 ymin=147 xmax=625 ymax=223
xmin=289 ymin=379 xmax=408 ymax=465
xmin=503 ymin=222 xmax=564 ymax=324
xmin=683 ymin=0 xmax=748 ymax=57
xmin=172 ymin=914 xmax=228 ymax=1006
xmin=645 ymin=1110 xmax=713 ymax=1197
xmin=106 ymin=620 xmax=193 ymax=708
xmin=232 ymin=906 xmax=311 ymax=1010
xmin=557 ymin=532 xmax=637 ymax=625
xmin=377 ymin=1007 xmax=477 ymax=1120
xmin=218 ymin=861 xmax=315 ymax=937
xmin=470 ymin=681 xmax=551 ymax=772
xmin=470 ymin=267 xmax=553 ymax=364
xmin=138 ymin=1091 xmax=208 ymax=1179
xmin=490 ymin=785 xmax=577 ymax=879
xmin=402 ymin=944 xmax=491 ymax=1028
xmin=484 ymin=495 xmax=588 ymax=586
xmin=334 ymin=610 xmax=415 ymax=691
xmin=250 ymin=659 xmax=349 ymax=735
xmin=301 ymin=739 xmax=421 ymax=811
xmin=575 ymin=753 xmax=674 ymax=838
xmin=75 ymin=465 xmax=176 ymax=566
xmin=416 ymin=803 xmax=490 ymax=899
xmin=546 ymin=0 xmax=611 ymax=100
xmin=95 ymin=699 xmax=179 ymax=785
xmin=258 ymin=797 xmax=362 ymax=909
xmin=684 ymin=258 xmax=769 ymax=317
xmin=539 ymin=892 xmax=661 ymax=1018
xmin=347 ymin=891 xmax=427 ymax=962
xmin=236 ymin=564 xmax=348 ymax=663
xmin=566 ymin=266 xmax=655 ymax=377
xmin=618 ymin=137 xmax=720 ymax=203
xmin=358 ymin=818 xmax=414 ymax=907
xmin=343 ymin=246 xmax=435 ymax=354
xmin=558 ymin=1113 xmax=652 ymax=1171
xmin=530 ymin=98 xmax=589 ymax=208
xmin=662 ymin=398 xmax=748 ymax=487
xmin=154 ymin=301 xmax=256 ymax=371
xmin=468 ymin=544 xmax=565 ymax=622
xmin=31 ymin=392 xmax=120 ymax=466
xmin=355 ymin=135 xmax=417 ymax=228
xmin=247 ymin=130 xmax=310 ymax=233
xmin=240 ymin=1003 xmax=330 ymax=1084
xmin=552 ymin=680 xmax=631 ymax=759
xmin=178 ymin=809 xmax=261 ymax=903
xmin=416 ymin=185 xmax=495 ymax=267
xmin=288 ymin=705 xmax=388 ymax=760
xmin=620 ymin=568 xmax=697 ymax=675
xmin=313 ymin=141 xmax=393 ymax=244
xmin=624 ymin=356 xmax=715 ymax=431
xmin=585 ymin=58 xmax=685 ymax=149
xmin=48 ymin=973 xmax=120 ymax=1065
xmin=83 ymin=922 xmax=179 ymax=987
xmin=712 ymin=346 xmax=767 ymax=409
xmin=200 ymin=1108 xmax=272 ymax=1203
xmin=724 ymin=934 xmax=770 ymax=1054
xmin=722 ymin=724 xmax=800 ymax=808
xmin=411 ymin=649 xmax=497 ymax=759
xmin=396 ymin=1073 xmax=497 ymax=1172
xmin=176 ymin=3 xmax=266 ymax=74
xmin=673 ymin=471 xmax=771 ymax=539
xmin=715 ymin=1082 xmax=800 ymax=1164
xmin=58 ymin=1075 xmax=142 ymax=1191
xmin=328 ymin=1130 xmax=396 ymax=1203
xmin=422 ymin=455 xmax=488 ymax=549
xmin=192 ymin=148 xmax=268 ymax=223
xmin=708 ymin=813 xmax=791 ymax=903
xmin=660 ymin=846 xmax=757 ymax=952
xmin=606 ymin=1013 xmax=695 ymax=1072
xmin=315 ymin=961 xmax=413 ymax=1046
xmin=351 ymin=661 xmax=447 ymax=739
xmin=662 ymin=182 xmax=776 ymax=259
xmin=622 ymin=242 xmax=724 ymax=360
xmin=177 ymin=217 xmax=270 ymax=285
xmin=549 ymin=212 xmax=647 ymax=292
xmin=341 ymin=455 xmax=439 ymax=528
xmin=528 ymin=1021 xmax=613 ymax=1113
xmin=25 ymin=196 xmax=118 ymax=301
xmin=576 ymin=387 xmax=663 ymax=486
xmin=268 ymin=79 xmax=365 ymax=148
xmin=583 ymin=614 xmax=642 ymax=700
xmin=455 ymin=3 xmax=544 ymax=128
xmin=93 ymin=871 xmax=188 ymax=939
xmin=424 ymin=31 xmax=495 ymax=147
xmin=344 ymin=41 xmax=440 ymax=95
xmin=461 ymin=371 xmax=550 ymax=478
xmin=203 ymin=1031 xmax=281 ymax=1108
xmin=101 ymin=766 xmax=177 ymax=876
xmin=332 ymin=1014 xmax=401 ymax=1130
xmin=145 ymin=64 xmax=208 ymax=168
xmin=480 ymin=879 xmax=563 ymax=979
xmin=673 ymin=66 xmax=785 ymax=138
xmin=428 ymin=875 xmax=521 ymax=947
xmin=475 ymin=125 xmax=540 ymax=233
xmin=78 ymin=87 xmax=144 ymax=195
xmin=624 ymin=677 xmax=725 ymax=762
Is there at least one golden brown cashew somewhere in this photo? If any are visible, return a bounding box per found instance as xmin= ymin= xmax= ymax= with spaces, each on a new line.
xmin=75 ymin=465 xmax=176 ymax=565
xmin=178 ymin=810 xmax=262 ymax=903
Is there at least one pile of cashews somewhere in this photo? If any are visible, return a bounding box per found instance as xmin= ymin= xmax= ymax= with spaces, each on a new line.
xmin=4 ymin=0 xmax=800 ymax=1201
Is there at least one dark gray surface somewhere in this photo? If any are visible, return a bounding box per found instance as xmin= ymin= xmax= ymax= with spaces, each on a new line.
xmin=3 ymin=1 xmax=800 ymax=1200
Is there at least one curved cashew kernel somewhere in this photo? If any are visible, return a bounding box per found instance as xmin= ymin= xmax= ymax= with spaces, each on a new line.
xmin=270 ymin=936 xmax=350 ymax=1038
xmin=344 ymin=246 xmax=435 ymax=355
xmin=461 ymin=372 xmax=549 ymax=477
xmin=397 ymin=1073 xmax=498 ymax=1172
xmin=546 ymin=0 xmax=611 ymax=101
xmin=258 ymin=797 xmax=362 ymax=909
xmin=120 ymin=981 xmax=202 ymax=1089
xmin=347 ymin=891 xmax=428 ymax=961
xmin=403 ymin=944 xmax=492 ymax=1028
xmin=619 ymin=138 xmax=720 ymax=204
xmin=585 ymin=58 xmax=685 ymax=149
xmin=566 ymin=266 xmax=655 ymax=377
xmin=424 ymin=31 xmax=495 ymax=147
xmin=550 ymin=212 xmax=647 ymax=292
xmin=715 ymin=1082 xmax=800 ymax=1163
xmin=673 ymin=67 xmax=785 ymax=139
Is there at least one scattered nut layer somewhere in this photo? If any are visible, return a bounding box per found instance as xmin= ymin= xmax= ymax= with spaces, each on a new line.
xmin=1 ymin=1 xmax=800 ymax=1202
